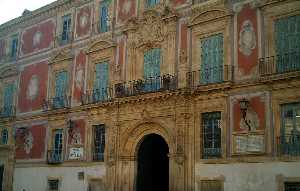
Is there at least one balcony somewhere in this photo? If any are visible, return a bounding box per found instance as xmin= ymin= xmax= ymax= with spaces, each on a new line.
xmin=81 ymin=87 xmax=113 ymax=105
xmin=259 ymin=51 xmax=300 ymax=77
xmin=47 ymin=150 xmax=63 ymax=164
xmin=114 ymin=74 xmax=178 ymax=98
xmin=0 ymin=105 xmax=16 ymax=118
xmin=43 ymin=96 xmax=71 ymax=111
xmin=187 ymin=65 xmax=233 ymax=89
xmin=277 ymin=134 xmax=300 ymax=158
xmin=56 ymin=31 xmax=73 ymax=46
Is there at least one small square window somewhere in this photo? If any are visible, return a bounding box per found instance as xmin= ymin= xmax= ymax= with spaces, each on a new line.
xmin=199 ymin=180 xmax=223 ymax=191
xmin=285 ymin=182 xmax=300 ymax=191
xmin=48 ymin=179 xmax=59 ymax=191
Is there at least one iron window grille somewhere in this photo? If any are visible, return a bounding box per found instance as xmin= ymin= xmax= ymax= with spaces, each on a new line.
xmin=93 ymin=125 xmax=105 ymax=161
xmin=48 ymin=179 xmax=59 ymax=191
xmin=202 ymin=112 xmax=222 ymax=159
xmin=284 ymin=182 xmax=300 ymax=191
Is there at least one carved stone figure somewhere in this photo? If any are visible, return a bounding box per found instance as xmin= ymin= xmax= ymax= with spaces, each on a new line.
xmin=26 ymin=75 xmax=40 ymax=101
xmin=239 ymin=20 xmax=256 ymax=56
xmin=240 ymin=107 xmax=259 ymax=132
xmin=24 ymin=131 xmax=33 ymax=154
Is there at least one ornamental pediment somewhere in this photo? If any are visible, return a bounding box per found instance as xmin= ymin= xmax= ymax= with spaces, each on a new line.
xmin=49 ymin=50 xmax=73 ymax=64
xmin=86 ymin=40 xmax=116 ymax=54
xmin=190 ymin=8 xmax=232 ymax=26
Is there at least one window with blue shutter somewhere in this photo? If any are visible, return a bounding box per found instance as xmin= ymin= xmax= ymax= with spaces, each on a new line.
xmin=2 ymin=83 xmax=14 ymax=117
xmin=202 ymin=112 xmax=222 ymax=159
xmin=93 ymin=124 xmax=105 ymax=161
xmin=143 ymin=48 xmax=161 ymax=92
xmin=280 ymin=103 xmax=300 ymax=156
xmin=275 ymin=15 xmax=300 ymax=73
xmin=62 ymin=15 xmax=71 ymax=42
xmin=99 ymin=3 xmax=109 ymax=33
xmin=93 ymin=62 xmax=109 ymax=102
xmin=1 ymin=129 xmax=8 ymax=145
xmin=54 ymin=71 xmax=68 ymax=108
xmin=53 ymin=129 xmax=63 ymax=162
xmin=10 ymin=36 xmax=18 ymax=59
xmin=146 ymin=0 xmax=160 ymax=8
xmin=200 ymin=33 xmax=223 ymax=84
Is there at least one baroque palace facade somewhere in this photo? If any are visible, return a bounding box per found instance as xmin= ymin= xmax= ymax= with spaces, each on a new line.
xmin=0 ymin=0 xmax=300 ymax=190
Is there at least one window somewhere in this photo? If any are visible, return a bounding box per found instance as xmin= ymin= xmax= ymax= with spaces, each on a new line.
xmin=2 ymin=83 xmax=14 ymax=117
xmin=143 ymin=48 xmax=161 ymax=91
xmin=275 ymin=15 xmax=300 ymax=73
xmin=88 ymin=179 xmax=105 ymax=191
xmin=200 ymin=33 xmax=223 ymax=84
xmin=284 ymin=182 xmax=300 ymax=191
xmin=99 ymin=2 xmax=109 ymax=33
xmin=146 ymin=0 xmax=160 ymax=8
xmin=50 ymin=129 xmax=63 ymax=163
xmin=1 ymin=129 xmax=8 ymax=145
xmin=198 ymin=180 xmax=223 ymax=191
xmin=48 ymin=179 xmax=59 ymax=191
xmin=62 ymin=15 xmax=71 ymax=42
xmin=93 ymin=125 xmax=105 ymax=161
xmin=53 ymin=71 xmax=68 ymax=108
xmin=202 ymin=112 xmax=222 ymax=159
xmin=10 ymin=35 xmax=18 ymax=59
xmin=0 ymin=165 xmax=3 ymax=191
xmin=280 ymin=103 xmax=300 ymax=156
xmin=93 ymin=62 xmax=109 ymax=102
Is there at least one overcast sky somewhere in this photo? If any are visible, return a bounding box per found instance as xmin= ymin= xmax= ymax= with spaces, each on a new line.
xmin=0 ymin=0 xmax=57 ymax=25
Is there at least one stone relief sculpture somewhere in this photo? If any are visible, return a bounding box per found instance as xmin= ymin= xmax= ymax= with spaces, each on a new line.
xmin=24 ymin=131 xmax=33 ymax=154
xmin=238 ymin=20 xmax=256 ymax=56
xmin=240 ymin=106 xmax=260 ymax=132
xmin=26 ymin=75 xmax=40 ymax=101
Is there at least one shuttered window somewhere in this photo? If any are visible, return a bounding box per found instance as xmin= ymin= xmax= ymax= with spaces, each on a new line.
xmin=100 ymin=3 xmax=109 ymax=33
xmin=200 ymin=33 xmax=223 ymax=84
xmin=2 ymin=83 xmax=14 ymax=117
xmin=202 ymin=112 xmax=222 ymax=159
xmin=54 ymin=71 xmax=68 ymax=108
xmin=93 ymin=125 xmax=105 ymax=161
xmin=62 ymin=15 xmax=71 ymax=41
xmin=93 ymin=62 xmax=109 ymax=101
xmin=1 ymin=129 xmax=8 ymax=145
xmin=143 ymin=48 xmax=161 ymax=91
xmin=10 ymin=36 xmax=18 ymax=59
xmin=275 ymin=15 xmax=300 ymax=73
xmin=146 ymin=0 xmax=160 ymax=8
xmin=280 ymin=103 xmax=300 ymax=156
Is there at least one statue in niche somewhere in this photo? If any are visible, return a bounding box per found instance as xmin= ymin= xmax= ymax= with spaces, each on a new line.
xmin=26 ymin=75 xmax=40 ymax=101
xmin=239 ymin=20 xmax=256 ymax=56
xmin=240 ymin=106 xmax=259 ymax=132
xmin=24 ymin=131 xmax=33 ymax=154
xmin=71 ymin=128 xmax=82 ymax=145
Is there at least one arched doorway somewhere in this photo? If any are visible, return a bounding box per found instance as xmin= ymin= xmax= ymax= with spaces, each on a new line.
xmin=136 ymin=134 xmax=169 ymax=191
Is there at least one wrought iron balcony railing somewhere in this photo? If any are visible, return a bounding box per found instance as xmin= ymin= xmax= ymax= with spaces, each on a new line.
xmin=202 ymin=147 xmax=222 ymax=159
xmin=43 ymin=96 xmax=71 ymax=111
xmin=259 ymin=51 xmax=300 ymax=76
xmin=81 ymin=87 xmax=113 ymax=105
xmin=56 ymin=31 xmax=73 ymax=46
xmin=93 ymin=152 xmax=104 ymax=161
xmin=47 ymin=150 xmax=63 ymax=164
xmin=0 ymin=105 xmax=16 ymax=118
xmin=187 ymin=65 xmax=233 ymax=88
xmin=114 ymin=74 xmax=178 ymax=98
xmin=277 ymin=134 xmax=300 ymax=157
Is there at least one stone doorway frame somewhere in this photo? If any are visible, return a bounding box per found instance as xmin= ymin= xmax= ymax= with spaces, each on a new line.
xmin=118 ymin=122 xmax=181 ymax=191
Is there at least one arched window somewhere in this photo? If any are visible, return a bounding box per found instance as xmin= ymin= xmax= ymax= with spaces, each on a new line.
xmin=1 ymin=129 xmax=8 ymax=145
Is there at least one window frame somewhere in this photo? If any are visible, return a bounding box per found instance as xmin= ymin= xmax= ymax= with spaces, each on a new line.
xmin=92 ymin=124 xmax=106 ymax=162
xmin=61 ymin=14 xmax=72 ymax=42
xmin=99 ymin=2 xmax=109 ymax=33
xmin=1 ymin=129 xmax=8 ymax=145
xmin=47 ymin=178 xmax=61 ymax=191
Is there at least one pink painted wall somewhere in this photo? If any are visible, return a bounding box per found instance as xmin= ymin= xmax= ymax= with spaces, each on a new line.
xmin=117 ymin=0 xmax=136 ymax=24
xmin=73 ymin=50 xmax=86 ymax=104
xmin=75 ymin=5 xmax=92 ymax=38
xmin=18 ymin=61 xmax=48 ymax=113
xmin=20 ymin=20 xmax=55 ymax=56
xmin=237 ymin=4 xmax=258 ymax=76
xmin=15 ymin=124 xmax=47 ymax=160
